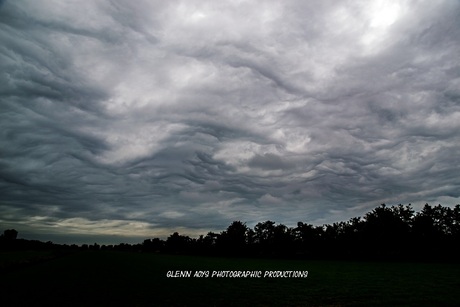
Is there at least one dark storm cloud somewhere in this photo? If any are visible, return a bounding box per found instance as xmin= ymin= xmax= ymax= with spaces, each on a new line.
xmin=1 ymin=0 xmax=459 ymax=243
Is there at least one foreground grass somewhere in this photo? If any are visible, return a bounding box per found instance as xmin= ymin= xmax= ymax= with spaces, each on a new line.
xmin=1 ymin=251 xmax=459 ymax=306
xmin=0 ymin=250 xmax=58 ymax=271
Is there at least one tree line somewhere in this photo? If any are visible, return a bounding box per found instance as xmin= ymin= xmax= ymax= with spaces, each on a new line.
xmin=145 ymin=203 xmax=460 ymax=261
xmin=2 ymin=203 xmax=459 ymax=261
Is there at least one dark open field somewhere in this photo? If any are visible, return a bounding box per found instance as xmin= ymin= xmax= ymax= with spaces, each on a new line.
xmin=1 ymin=251 xmax=459 ymax=306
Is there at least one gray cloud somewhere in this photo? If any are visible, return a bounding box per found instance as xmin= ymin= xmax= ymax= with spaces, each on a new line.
xmin=1 ymin=0 xmax=459 ymax=243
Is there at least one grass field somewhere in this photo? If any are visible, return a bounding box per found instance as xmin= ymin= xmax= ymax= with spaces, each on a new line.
xmin=1 ymin=251 xmax=459 ymax=306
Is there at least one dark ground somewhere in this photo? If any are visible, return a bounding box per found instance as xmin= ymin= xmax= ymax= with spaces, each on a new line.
xmin=1 ymin=251 xmax=459 ymax=306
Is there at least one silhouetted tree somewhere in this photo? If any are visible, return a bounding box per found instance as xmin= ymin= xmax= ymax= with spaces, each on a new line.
xmin=411 ymin=204 xmax=459 ymax=259
xmin=195 ymin=232 xmax=219 ymax=254
xmin=341 ymin=217 xmax=365 ymax=258
xmin=362 ymin=204 xmax=413 ymax=258
xmin=142 ymin=238 xmax=165 ymax=252
xmin=294 ymin=222 xmax=321 ymax=256
xmin=254 ymin=220 xmax=275 ymax=254
xmin=89 ymin=243 xmax=100 ymax=251
xmin=165 ymin=232 xmax=191 ymax=253
xmin=3 ymin=229 xmax=18 ymax=240
xmin=272 ymin=223 xmax=295 ymax=255
xmin=217 ymin=221 xmax=249 ymax=255
xmin=452 ymin=205 xmax=460 ymax=240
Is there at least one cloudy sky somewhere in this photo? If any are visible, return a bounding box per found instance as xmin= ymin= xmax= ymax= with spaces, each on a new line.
xmin=1 ymin=0 xmax=459 ymax=244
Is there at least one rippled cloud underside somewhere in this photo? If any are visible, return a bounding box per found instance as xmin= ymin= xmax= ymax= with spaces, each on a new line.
xmin=1 ymin=0 xmax=459 ymax=243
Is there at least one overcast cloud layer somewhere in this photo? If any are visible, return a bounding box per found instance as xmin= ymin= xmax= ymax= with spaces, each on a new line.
xmin=1 ymin=0 xmax=460 ymax=244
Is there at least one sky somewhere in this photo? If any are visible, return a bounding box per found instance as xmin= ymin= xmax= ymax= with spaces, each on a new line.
xmin=1 ymin=0 xmax=459 ymax=244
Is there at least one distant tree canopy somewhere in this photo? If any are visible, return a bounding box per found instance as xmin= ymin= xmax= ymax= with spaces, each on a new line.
xmin=138 ymin=203 xmax=460 ymax=260
xmin=2 ymin=203 xmax=459 ymax=261
xmin=2 ymin=229 xmax=18 ymax=240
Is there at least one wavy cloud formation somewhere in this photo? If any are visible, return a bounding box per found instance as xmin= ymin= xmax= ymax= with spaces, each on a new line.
xmin=1 ymin=0 xmax=459 ymax=243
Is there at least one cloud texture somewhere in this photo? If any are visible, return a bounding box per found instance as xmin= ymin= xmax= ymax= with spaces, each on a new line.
xmin=1 ymin=0 xmax=459 ymax=243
